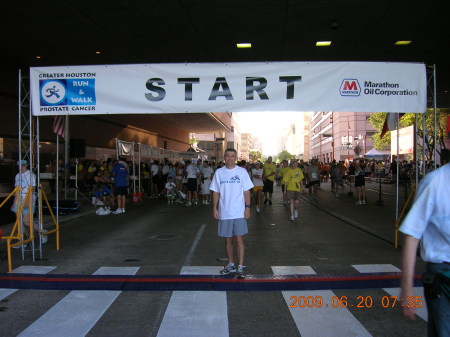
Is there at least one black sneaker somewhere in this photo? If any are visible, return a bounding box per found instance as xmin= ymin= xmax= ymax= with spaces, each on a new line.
xmin=236 ymin=265 xmax=246 ymax=279
xmin=264 ymin=199 xmax=269 ymax=205
xmin=269 ymin=200 xmax=272 ymax=205
xmin=220 ymin=263 xmax=236 ymax=275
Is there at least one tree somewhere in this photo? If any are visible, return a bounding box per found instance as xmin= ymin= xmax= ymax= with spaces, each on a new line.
xmin=368 ymin=109 xmax=450 ymax=162
xmin=276 ymin=150 xmax=295 ymax=162
xmin=249 ymin=150 xmax=262 ymax=162
xmin=400 ymin=109 xmax=449 ymax=161
xmin=368 ymin=112 xmax=391 ymax=150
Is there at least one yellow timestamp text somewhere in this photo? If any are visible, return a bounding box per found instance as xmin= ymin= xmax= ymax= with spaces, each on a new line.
xmin=289 ymin=295 xmax=423 ymax=309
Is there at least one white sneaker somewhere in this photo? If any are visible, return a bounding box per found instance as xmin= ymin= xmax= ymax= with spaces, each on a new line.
xmin=122 ymin=208 xmax=126 ymax=213
xmin=294 ymin=210 xmax=298 ymax=218
xmin=205 ymin=200 xmax=210 ymax=205
xmin=356 ymin=201 xmax=362 ymax=205
xmin=290 ymin=215 xmax=295 ymax=221
xmin=186 ymin=202 xmax=192 ymax=206
xmin=256 ymin=206 xmax=260 ymax=214
xmin=113 ymin=208 xmax=123 ymax=214
xmin=362 ymin=200 xmax=366 ymax=205
xmin=96 ymin=207 xmax=110 ymax=215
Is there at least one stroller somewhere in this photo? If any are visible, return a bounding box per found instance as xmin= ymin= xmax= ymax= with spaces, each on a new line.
xmin=167 ymin=187 xmax=187 ymax=205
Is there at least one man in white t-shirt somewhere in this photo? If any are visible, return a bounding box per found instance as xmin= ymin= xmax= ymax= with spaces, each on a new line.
xmin=210 ymin=148 xmax=254 ymax=278
xmin=201 ymin=161 xmax=214 ymax=204
xmin=12 ymin=160 xmax=37 ymax=231
xmin=185 ymin=160 xmax=199 ymax=206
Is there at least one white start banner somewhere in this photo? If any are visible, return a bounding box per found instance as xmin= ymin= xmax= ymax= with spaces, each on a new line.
xmin=30 ymin=61 xmax=426 ymax=116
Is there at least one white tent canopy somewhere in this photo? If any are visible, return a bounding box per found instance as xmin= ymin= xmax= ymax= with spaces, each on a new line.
xmin=365 ymin=148 xmax=391 ymax=157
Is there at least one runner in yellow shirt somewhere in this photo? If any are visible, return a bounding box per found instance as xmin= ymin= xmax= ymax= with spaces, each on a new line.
xmin=262 ymin=156 xmax=277 ymax=205
xmin=283 ymin=159 xmax=304 ymax=221
xmin=279 ymin=160 xmax=289 ymax=206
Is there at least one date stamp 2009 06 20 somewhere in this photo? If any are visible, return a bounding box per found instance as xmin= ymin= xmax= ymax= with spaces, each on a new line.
xmin=289 ymin=295 xmax=423 ymax=309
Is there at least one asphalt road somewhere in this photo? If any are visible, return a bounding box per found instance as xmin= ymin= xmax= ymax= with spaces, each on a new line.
xmin=0 ymin=181 xmax=427 ymax=337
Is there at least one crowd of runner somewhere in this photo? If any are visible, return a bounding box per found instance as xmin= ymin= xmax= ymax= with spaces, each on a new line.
xmin=81 ymin=156 xmax=431 ymax=218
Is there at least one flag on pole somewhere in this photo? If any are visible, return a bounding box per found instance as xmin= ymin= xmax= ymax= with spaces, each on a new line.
xmin=380 ymin=113 xmax=404 ymax=138
xmin=53 ymin=116 xmax=66 ymax=138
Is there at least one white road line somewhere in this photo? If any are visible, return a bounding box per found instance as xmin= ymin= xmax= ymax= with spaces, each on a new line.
xmin=183 ymin=224 xmax=206 ymax=266
xmin=273 ymin=266 xmax=373 ymax=337
xmin=352 ymin=264 xmax=428 ymax=321
xmin=156 ymin=266 xmax=228 ymax=337
xmin=17 ymin=266 xmax=139 ymax=337
xmin=0 ymin=265 xmax=56 ymax=301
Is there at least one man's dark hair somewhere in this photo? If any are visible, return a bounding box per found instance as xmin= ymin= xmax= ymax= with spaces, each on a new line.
xmin=224 ymin=148 xmax=237 ymax=155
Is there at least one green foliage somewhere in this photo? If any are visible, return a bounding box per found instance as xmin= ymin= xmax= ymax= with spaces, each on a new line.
xmin=368 ymin=112 xmax=390 ymax=150
xmin=400 ymin=109 xmax=449 ymax=160
xmin=368 ymin=109 xmax=450 ymax=161
xmin=249 ymin=150 xmax=262 ymax=162
xmin=276 ymin=150 xmax=295 ymax=162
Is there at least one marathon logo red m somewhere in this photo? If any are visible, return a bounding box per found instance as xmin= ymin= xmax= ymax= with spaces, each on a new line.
xmin=343 ymin=81 xmax=358 ymax=91
xmin=339 ymin=79 xmax=361 ymax=96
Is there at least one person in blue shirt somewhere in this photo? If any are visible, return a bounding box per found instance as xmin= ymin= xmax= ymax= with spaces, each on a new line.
xmin=112 ymin=157 xmax=128 ymax=214
xmin=94 ymin=184 xmax=114 ymax=214
xmin=400 ymin=126 xmax=450 ymax=337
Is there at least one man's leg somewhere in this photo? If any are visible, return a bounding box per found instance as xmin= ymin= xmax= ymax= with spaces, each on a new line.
xmin=269 ymin=180 xmax=273 ymax=202
xmin=235 ymin=235 xmax=245 ymax=266
xmin=425 ymin=263 xmax=450 ymax=337
xmin=290 ymin=198 xmax=295 ymax=217
xmin=225 ymin=237 xmax=234 ymax=264
xmin=121 ymin=195 xmax=126 ymax=210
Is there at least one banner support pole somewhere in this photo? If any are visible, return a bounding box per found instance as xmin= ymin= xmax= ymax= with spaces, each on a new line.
xmin=433 ymin=65 xmax=437 ymax=169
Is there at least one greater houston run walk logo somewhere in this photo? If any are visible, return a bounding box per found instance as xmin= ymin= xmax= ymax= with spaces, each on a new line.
xmin=39 ymin=77 xmax=97 ymax=112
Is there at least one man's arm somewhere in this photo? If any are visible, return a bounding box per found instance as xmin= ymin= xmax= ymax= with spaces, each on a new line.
xmin=400 ymin=234 xmax=420 ymax=320
xmin=266 ymin=165 xmax=276 ymax=178
xmin=212 ymin=191 xmax=220 ymax=219
xmin=244 ymin=189 xmax=251 ymax=219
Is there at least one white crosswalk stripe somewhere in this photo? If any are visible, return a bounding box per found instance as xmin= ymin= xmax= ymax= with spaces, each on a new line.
xmin=156 ymin=266 xmax=229 ymax=337
xmin=352 ymin=264 xmax=428 ymax=321
xmin=17 ymin=267 xmax=139 ymax=337
xmin=0 ymin=265 xmax=56 ymax=301
xmin=273 ymin=266 xmax=373 ymax=337
xmin=1 ymin=264 xmax=426 ymax=337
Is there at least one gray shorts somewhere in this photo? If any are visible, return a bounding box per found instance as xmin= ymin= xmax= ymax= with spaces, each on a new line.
xmin=218 ymin=218 xmax=248 ymax=238
xmin=286 ymin=190 xmax=300 ymax=200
